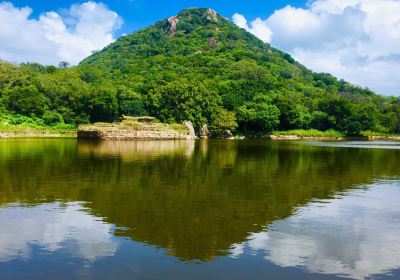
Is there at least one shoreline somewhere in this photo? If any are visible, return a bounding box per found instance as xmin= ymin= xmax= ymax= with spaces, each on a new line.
xmin=1 ymin=130 xmax=400 ymax=141
xmin=0 ymin=130 xmax=77 ymax=138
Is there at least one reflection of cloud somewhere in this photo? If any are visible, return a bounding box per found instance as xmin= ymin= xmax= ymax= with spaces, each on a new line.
xmin=0 ymin=202 xmax=117 ymax=262
xmin=230 ymin=182 xmax=400 ymax=279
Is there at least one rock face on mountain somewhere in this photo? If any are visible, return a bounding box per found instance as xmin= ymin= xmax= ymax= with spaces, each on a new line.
xmin=206 ymin=8 xmax=218 ymax=21
xmin=167 ymin=16 xmax=179 ymax=32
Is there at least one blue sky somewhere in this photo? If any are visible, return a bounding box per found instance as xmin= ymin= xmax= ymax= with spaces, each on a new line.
xmin=10 ymin=0 xmax=308 ymax=35
xmin=1 ymin=0 xmax=400 ymax=95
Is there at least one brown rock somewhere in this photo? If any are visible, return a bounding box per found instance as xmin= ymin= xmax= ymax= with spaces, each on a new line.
xmin=167 ymin=16 xmax=179 ymax=32
xmin=207 ymin=9 xmax=218 ymax=21
xmin=182 ymin=121 xmax=197 ymax=139
xmin=223 ymin=130 xmax=235 ymax=140
xmin=199 ymin=124 xmax=210 ymax=139
xmin=208 ymin=37 xmax=218 ymax=48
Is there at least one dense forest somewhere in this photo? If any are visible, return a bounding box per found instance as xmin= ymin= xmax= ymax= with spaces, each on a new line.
xmin=1 ymin=8 xmax=400 ymax=135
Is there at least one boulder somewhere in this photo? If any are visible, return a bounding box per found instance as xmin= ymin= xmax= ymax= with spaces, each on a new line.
xmin=199 ymin=124 xmax=211 ymax=139
xmin=183 ymin=121 xmax=197 ymax=139
xmin=222 ymin=130 xmax=235 ymax=140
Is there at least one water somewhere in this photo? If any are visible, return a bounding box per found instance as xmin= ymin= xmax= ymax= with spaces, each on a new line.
xmin=0 ymin=138 xmax=399 ymax=280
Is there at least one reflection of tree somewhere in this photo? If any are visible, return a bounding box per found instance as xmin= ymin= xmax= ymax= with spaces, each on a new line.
xmin=0 ymin=140 xmax=399 ymax=261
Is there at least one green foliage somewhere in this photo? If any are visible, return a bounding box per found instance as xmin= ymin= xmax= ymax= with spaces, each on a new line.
xmin=237 ymin=102 xmax=280 ymax=132
xmin=118 ymin=88 xmax=148 ymax=116
xmin=338 ymin=104 xmax=378 ymax=135
xmin=0 ymin=8 xmax=399 ymax=136
xmin=273 ymin=92 xmax=311 ymax=130
xmin=272 ymin=129 xmax=344 ymax=138
xmin=310 ymin=111 xmax=335 ymax=131
xmin=42 ymin=111 xmax=64 ymax=126
xmin=0 ymin=112 xmax=75 ymax=132
xmin=146 ymin=78 xmax=221 ymax=127
xmin=210 ymin=108 xmax=238 ymax=131
xmin=3 ymin=85 xmax=48 ymax=117
xmin=88 ymin=83 xmax=118 ymax=122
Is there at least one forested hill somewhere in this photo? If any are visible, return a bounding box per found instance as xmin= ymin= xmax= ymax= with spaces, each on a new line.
xmin=1 ymin=8 xmax=400 ymax=134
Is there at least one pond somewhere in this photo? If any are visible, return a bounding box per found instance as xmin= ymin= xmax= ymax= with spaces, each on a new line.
xmin=0 ymin=139 xmax=399 ymax=280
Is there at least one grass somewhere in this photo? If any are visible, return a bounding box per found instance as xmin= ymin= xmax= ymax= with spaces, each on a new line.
xmin=360 ymin=130 xmax=400 ymax=137
xmin=86 ymin=116 xmax=190 ymax=134
xmin=0 ymin=112 xmax=76 ymax=138
xmin=272 ymin=129 xmax=344 ymax=138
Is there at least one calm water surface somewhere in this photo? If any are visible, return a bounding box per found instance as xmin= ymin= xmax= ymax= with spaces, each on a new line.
xmin=0 ymin=139 xmax=400 ymax=280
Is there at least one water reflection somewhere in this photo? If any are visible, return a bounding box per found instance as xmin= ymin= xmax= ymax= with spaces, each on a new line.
xmin=0 ymin=139 xmax=400 ymax=279
xmin=77 ymin=140 xmax=195 ymax=160
xmin=230 ymin=182 xmax=400 ymax=279
xmin=0 ymin=202 xmax=117 ymax=262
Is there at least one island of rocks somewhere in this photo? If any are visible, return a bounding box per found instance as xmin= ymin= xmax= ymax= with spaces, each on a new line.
xmin=78 ymin=116 xmax=198 ymax=140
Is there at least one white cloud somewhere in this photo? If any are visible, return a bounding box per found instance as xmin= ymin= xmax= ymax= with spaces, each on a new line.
xmin=0 ymin=1 xmax=122 ymax=65
xmin=232 ymin=0 xmax=400 ymax=95
xmin=232 ymin=13 xmax=272 ymax=44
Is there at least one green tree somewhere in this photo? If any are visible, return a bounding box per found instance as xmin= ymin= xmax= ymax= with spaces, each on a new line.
xmin=42 ymin=69 xmax=91 ymax=124
xmin=237 ymin=102 xmax=280 ymax=132
xmin=310 ymin=111 xmax=335 ymax=131
xmin=118 ymin=87 xmax=148 ymax=116
xmin=42 ymin=111 xmax=64 ymax=125
xmin=274 ymin=92 xmax=311 ymax=130
xmin=147 ymin=79 xmax=221 ymax=127
xmin=3 ymin=85 xmax=48 ymax=116
xmin=339 ymin=104 xmax=378 ymax=135
xmin=210 ymin=108 xmax=238 ymax=131
xmin=88 ymin=84 xmax=119 ymax=122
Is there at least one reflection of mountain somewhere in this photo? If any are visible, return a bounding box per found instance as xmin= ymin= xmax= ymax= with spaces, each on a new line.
xmin=0 ymin=202 xmax=117 ymax=262
xmin=0 ymin=140 xmax=400 ymax=262
xmin=230 ymin=182 xmax=400 ymax=280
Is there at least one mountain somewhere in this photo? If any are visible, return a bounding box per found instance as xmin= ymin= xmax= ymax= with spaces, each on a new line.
xmin=78 ymin=8 xmax=388 ymax=133
xmin=1 ymin=8 xmax=400 ymax=134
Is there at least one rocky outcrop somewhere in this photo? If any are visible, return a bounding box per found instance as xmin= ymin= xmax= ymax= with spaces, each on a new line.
xmin=367 ymin=135 xmax=400 ymax=141
xmin=207 ymin=37 xmax=218 ymax=48
xmin=269 ymin=135 xmax=301 ymax=141
xmin=199 ymin=124 xmax=211 ymax=139
xmin=222 ymin=130 xmax=235 ymax=140
xmin=78 ymin=126 xmax=196 ymax=140
xmin=182 ymin=121 xmax=197 ymax=139
xmin=167 ymin=16 xmax=179 ymax=32
xmin=78 ymin=120 xmax=197 ymax=141
xmin=206 ymin=9 xmax=218 ymax=21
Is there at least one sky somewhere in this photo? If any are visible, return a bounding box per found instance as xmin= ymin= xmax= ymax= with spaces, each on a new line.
xmin=1 ymin=0 xmax=400 ymax=96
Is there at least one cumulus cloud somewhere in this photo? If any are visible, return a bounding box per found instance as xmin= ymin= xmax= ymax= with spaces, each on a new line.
xmin=0 ymin=1 xmax=122 ymax=65
xmin=232 ymin=0 xmax=400 ymax=95
xmin=232 ymin=13 xmax=272 ymax=43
